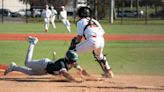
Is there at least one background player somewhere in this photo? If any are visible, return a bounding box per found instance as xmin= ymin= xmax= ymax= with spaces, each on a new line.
xmin=59 ymin=6 xmax=71 ymax=33
xmin=4 ymin=36 xmax=92 ymax=83
xmin=42 ymin=5 xmax=52 ymax=32
xmin=50 ymin=5 xmax=58 ymax=29
xmin=69 ymin=7 xmax=114 ymax=78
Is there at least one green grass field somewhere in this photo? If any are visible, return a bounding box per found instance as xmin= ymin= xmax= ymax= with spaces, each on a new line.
xmin=0 ymin=23 xmax=164 ymax=75
xmin=0 ymin=22 xmax=164 ymax=34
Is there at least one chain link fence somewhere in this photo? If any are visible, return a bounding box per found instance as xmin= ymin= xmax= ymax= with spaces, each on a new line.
xmin=0 ymin=0 xmax=164 ymax=25
xmin=0 ymin=0 xmax=45 ymax=23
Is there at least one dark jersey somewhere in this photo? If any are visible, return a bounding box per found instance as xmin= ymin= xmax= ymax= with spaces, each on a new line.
xmin=45 ymin=58 xmax=76 ymax=75
xmin=45 ymin=58 xmax=68 ymax=75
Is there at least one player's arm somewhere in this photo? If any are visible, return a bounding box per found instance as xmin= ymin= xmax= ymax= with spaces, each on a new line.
xmin=69 ymin=35 xmax=82 ymax=50
xmin=60 ymin=69 xmax=83 ymax=83
xmin=73 ymin=63 xmax=90 ymax=77
xmin=76 ymin=35 xmax=83 ymax=42
xmin=74 ymin=63 xmax=104 ymax=81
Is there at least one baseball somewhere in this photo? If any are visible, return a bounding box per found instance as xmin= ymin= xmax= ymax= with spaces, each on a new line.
xmin=53 ymin=51 xmax=57 ymax=61
xmin=53 ymin=51 xmax=56 ymax=55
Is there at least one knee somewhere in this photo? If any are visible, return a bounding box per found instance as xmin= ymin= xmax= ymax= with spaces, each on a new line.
xmin=24 ymin=60 xmax=30 ymax=67
xmin=92 ymin=51 xmax=105 ymax=61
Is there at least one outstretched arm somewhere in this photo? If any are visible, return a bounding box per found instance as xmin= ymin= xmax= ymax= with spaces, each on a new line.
xmin=75 ymin=64 xmax=91 ymax=77
xmin=60 ymin=70 xmax=83 ymax=83
xmin=74 ymin=64 xmax=104 ymax=81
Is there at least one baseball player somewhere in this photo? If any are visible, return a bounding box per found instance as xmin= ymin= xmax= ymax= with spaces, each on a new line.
xmin=4 ymin=36 xmax=93 ymax=83
xmin=69 ymin=7 xmax=114 ymax=78
xmin=42 ymin=5 xmax=52 ymax=32
xmin=59 ymin=6 xmax=71 ymax=33
xmin=50 ymin=6 xmax=58 ymax=29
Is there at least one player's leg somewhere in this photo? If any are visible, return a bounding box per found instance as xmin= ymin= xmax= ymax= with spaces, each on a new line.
xmin=51 ymin=16 xmax=56 ymax=29
xmin=65 ymin=19 xmax=71 ymax=32
xmin=25 ymin=36 xmax=49 ymax=74
xmin=61 ymin=19 xmax=71 ymax=33
xmin=44 ymin=18 xmax=49 ymax=32
xmin=24 ymin=36 xmax=38 ymax=67
xmin=92 ymin=39 xmax=114 ymax=78
xmin=93 ymin=49 xmax=114 ymax=78
xmin=4 ymin=61 xmax=48 ymax=75
xmin=75 ymin=40 xmax=94 ymax=53
xmin=4 ymin=62 xmax=37 ymax=75
xmin=4 ymin=36 xmax=48 ymax=76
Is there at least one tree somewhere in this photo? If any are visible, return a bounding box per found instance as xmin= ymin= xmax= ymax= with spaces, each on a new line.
xmin=19 ymin=0 xmax=70 ymax=9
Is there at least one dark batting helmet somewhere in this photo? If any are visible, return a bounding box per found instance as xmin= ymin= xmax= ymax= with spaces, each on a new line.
xmin=77 ymin=7 xmax=92 ymax=18
xmin=65 ymin=50 xmax=78 ymax=63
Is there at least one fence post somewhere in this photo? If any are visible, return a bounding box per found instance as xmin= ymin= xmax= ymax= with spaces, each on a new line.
xmin=25 ymin=1 xmax=28 ymax=23
xmin=145 ymin=3 xmax=148 ymax=24
xmin=1 ymin=0 xmax=4 ymax=23
xmin=121 ymin=0 xmax=124 ymax=24
xmin=109 ymin=0 xmax=114 ymax=24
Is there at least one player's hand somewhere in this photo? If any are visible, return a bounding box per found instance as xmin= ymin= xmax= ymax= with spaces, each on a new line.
xmin=81 ymin=69 xmax=90 ymax=76
xmin=72 ymin=78 xmax=84 ymax=83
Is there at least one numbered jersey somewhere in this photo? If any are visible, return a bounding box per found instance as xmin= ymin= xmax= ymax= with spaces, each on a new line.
xmin=77 ymin=18 xmax=105 ymax=40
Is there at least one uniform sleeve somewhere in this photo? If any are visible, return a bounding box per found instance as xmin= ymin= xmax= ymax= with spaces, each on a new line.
xmin=77 ymin=20 xmax=87 ymax=36
xmin=54 ymin=10 xmax=58 ymax=15
xmin=59 ymin=68 xmax=67 ymax=72
xmin=59 ymin=61 xmax=68 ymax=73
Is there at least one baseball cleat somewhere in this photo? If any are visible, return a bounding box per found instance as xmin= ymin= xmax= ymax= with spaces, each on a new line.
xmin=4 ymin=62 xmax=17 ymax=75
xmin=27 ymin=36 xmax=38 ymax=45
xmin=102 ymin=69 xmax=114 ymax=78
xmin=45 ymin=30 xmax=48 ymax=32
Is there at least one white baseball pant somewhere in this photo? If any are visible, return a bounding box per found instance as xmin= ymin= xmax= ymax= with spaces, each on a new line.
xmin=75 ymin=37 xmax=110 ymax=69
xmin=44 ymin=17 xmax=50 ymax=30
xmin=50 ymin=16 xmax=56 ymax=28
xmin=61 ymin=19 xmax=71 ymax=32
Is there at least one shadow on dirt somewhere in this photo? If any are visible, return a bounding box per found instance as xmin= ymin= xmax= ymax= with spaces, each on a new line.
xmin=0 ymin=77 xmax=69 ymax=83
xmin=60 ymin=85 xmax=164 ymax=90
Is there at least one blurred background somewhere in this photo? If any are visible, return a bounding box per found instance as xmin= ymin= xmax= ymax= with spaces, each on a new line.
xmin=0 ymin=0 xmax=164 ymax=24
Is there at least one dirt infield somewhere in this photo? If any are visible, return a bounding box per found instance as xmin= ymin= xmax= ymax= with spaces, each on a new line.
xmin=0 ymin=71 xmax=164 ymax=92
xmin=0 ymin=33 xmax=164 ymax=41
xmin=0 ymin=33 xmax=164 ymax=92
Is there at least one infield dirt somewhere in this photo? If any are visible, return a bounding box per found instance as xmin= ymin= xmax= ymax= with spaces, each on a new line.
xmin=0 ymin=34 xmax=164 ymax=92
xmin=0 ymin=70 xmax=164 ymax=92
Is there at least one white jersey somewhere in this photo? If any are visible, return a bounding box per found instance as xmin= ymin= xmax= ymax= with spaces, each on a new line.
xmin=77 ymin=18 xmax=105 ymax=41
xmin=59 ymin=10 xmax=67 ymax=19
xmin=42 ymin=9 xmax=52 ymax=18
xmin=51 ymin=9 xmax=58 ymax=16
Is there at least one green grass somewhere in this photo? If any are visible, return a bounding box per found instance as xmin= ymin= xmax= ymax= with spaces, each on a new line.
xmin=0 ymin=23 xmax=77 ymax=34
xmin=103 ymin=24 xmax=164 ymax=34
xmin=0 ymin=23 xmax=164 ymax=34
xmin=0 ymin=23 xmax=164 ymax=75
xmin=0 ymin=40 xmax=164 ymax=75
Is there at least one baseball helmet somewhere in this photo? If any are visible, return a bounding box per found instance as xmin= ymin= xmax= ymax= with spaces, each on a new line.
xmin=65 ymin=50 xmax=78 ymax=62
xmin=77 ymin=7 xmax=92 ymax=18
